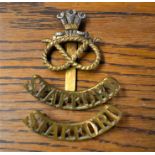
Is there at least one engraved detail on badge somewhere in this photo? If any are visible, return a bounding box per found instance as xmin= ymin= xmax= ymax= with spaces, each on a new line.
xmin=23 ymin=104 xmax=121 ymax=141
xmin=23 ymin=10 xmax=122 ymax=141
xmin=42 ymin=10 xmax=101 ymax=72
xmin=42 ymin=35 xmax=101 ymax=71
xmin=25 ymin=75 xmax=120 ymax=110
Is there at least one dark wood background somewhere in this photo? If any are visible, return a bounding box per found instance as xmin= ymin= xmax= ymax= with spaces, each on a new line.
xmin=0 ymin=2 xmax=155 ymax=152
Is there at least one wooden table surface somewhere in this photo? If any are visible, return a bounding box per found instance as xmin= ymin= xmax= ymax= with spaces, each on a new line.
xmin=0 ymin=2 xmax=155 ymax=152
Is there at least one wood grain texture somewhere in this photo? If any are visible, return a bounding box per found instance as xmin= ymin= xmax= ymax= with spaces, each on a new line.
xmin=0 ymin=2 xmax=155 ymax=152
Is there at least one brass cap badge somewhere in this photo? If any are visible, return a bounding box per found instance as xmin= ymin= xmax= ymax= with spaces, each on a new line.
xmin=23 ymin=10 xmax=122 ymax=141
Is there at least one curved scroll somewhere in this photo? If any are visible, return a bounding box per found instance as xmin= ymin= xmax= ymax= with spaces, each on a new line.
xmin=25 ymin=75 xmax=120 ymax=110
xmin=23 ymin=104 xmax=121 ymax=141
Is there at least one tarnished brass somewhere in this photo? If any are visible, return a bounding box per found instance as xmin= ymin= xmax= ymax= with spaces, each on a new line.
xmin=25 ymin=75 xmax=120 ymax=110
xmin=42 ymin=35 xmax=101 ymax=71
xmin=23 ymin=104 xmax=121 ymax=141
xmin=23 ymin=9 xmax=122 ymax=140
